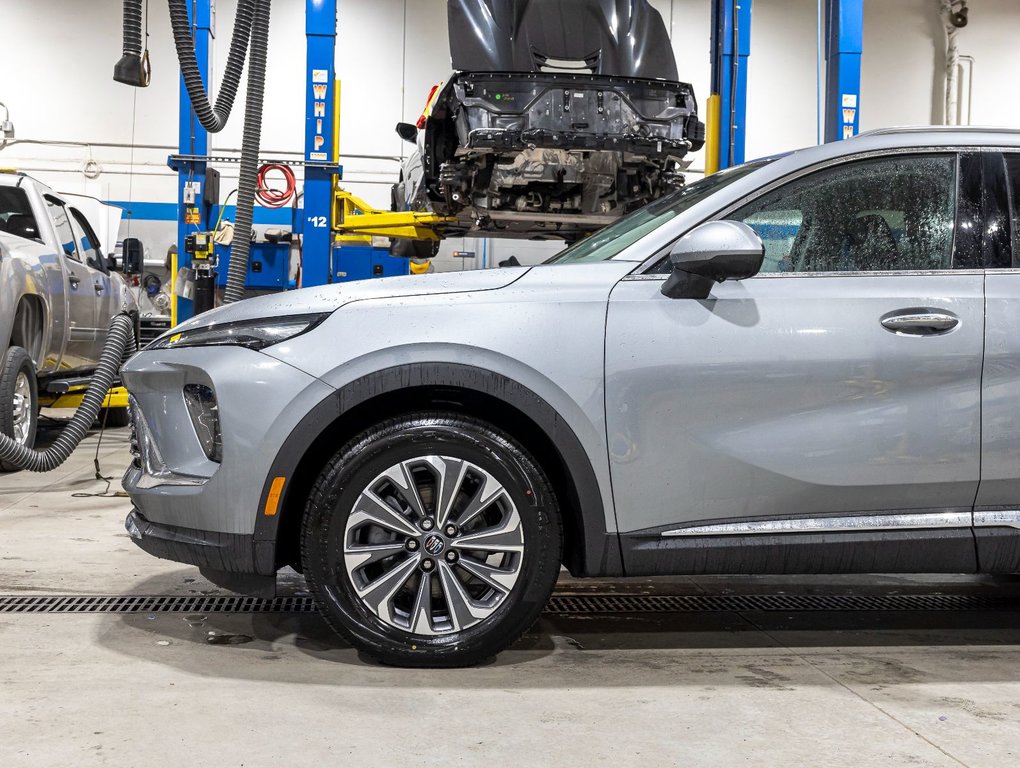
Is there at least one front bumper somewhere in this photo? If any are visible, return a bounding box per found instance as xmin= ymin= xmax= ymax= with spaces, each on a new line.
xmin=120 ymin=344 xmax=335 ymax=570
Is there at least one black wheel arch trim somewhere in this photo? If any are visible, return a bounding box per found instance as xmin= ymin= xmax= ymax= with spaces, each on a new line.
xmin=253 ymin=363 xmax=623 ymax=577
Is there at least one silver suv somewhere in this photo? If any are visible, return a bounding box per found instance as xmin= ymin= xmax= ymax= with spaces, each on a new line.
xmin=123 ymin=128 xmax=1020 ymax=667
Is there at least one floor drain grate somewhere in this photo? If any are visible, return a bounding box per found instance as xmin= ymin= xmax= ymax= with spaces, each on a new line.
xmin=0 ymin=592 xmax=1015 ymax=615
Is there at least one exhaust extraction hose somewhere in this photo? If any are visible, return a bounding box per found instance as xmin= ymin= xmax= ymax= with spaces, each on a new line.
xmin=223 ymin=0 xmax=271 ymax=305
xmin=0 ymin=315 xmax=136 ymax=473
xmin=167 ymin=0 xmax=257 ymax=134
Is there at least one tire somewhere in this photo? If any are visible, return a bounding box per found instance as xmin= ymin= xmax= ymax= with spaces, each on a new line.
xmin=100 ymin=407 xmax=130 ymax=428
xmin=0 ymin=346 xmax=39 ymax=472
xmin=301 ymin=412 xmax=562 ymax=667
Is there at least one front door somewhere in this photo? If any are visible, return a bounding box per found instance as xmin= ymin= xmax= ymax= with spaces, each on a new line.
xmin=605 ymin=152 xmax=984 ymax=572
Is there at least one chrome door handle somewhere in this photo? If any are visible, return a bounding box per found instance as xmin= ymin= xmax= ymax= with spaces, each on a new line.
xmin=881 ymin=310 xmax=959 ymax=336
xmin=93 ymin=282 xmax=103 ymax=294
xmin=68 ymin=275 xmax=81 ymax=288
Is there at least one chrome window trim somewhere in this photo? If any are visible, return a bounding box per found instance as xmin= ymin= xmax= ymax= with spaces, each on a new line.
xmin=634 ymin=146 xmax=965 ymax=275
xmin=974 ymin=510 xmax=1020 ymax=529
xmin=621 ymin=268 xmax=986 ymax=282
xmin=660 ymin=511 xmax=971 ymax=538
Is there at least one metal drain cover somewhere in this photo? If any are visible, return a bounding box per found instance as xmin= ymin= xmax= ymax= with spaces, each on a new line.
xmin=0 ymin=592 xmax=1015 ymax=615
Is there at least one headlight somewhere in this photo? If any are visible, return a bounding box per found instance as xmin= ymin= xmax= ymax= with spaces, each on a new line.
xmin=147 ymin=312 xmax=328 ymax=351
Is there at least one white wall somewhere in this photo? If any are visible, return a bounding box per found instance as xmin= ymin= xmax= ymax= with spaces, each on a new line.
xmin=1 ymin=0 xmax=1018 ymax=274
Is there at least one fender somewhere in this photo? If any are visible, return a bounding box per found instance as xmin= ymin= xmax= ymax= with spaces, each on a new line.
xmin=252 ymin=362 xmax=623 ymax=578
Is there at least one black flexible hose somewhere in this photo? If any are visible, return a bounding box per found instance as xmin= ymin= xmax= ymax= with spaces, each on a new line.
xmin=122 ymin=0 xmax=142 ymax=57
xmin=223 ymin=0 xmax=271 ymax=304
xmin=0 ymin=315 xmax=136 ymax=472
xmin=167 ymin=0 xmax=257 ymax=133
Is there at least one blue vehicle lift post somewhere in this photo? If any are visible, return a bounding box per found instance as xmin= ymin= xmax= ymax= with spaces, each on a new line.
xmin=706 ymin=0 xmax=752 ymax=172
xmin=824 ymin=0 xmax=863 ymax=142
xmin=302 ymin=0 xmax=340 ymax=286
xmin=170 ymin=0 xmax=213 ymax=324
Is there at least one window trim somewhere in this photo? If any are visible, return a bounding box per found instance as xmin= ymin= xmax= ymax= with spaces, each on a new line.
xmin=635 ymin=145 xmax=980 ymax=278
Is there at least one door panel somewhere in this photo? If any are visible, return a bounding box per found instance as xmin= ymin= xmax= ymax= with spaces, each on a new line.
xmin=605 ymin=272 xmax=985 ymax=535
xmin=45 ymin=197 xmax=96 ymax=371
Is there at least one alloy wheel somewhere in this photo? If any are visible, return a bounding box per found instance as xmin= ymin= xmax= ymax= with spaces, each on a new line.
xmin=342 ymin=455 xmax=524 ymax=636
xmin=11 ymin=372 xmax=32 ymax=445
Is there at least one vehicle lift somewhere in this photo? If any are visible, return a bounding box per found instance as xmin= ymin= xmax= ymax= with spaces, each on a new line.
xmin=167 ymin=0 xmax=452 ymax=325
xmin=704 ymin=0 xmax=863 ymax=172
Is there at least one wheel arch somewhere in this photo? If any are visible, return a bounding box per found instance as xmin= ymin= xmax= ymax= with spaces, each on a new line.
xmin=10 ymin=294 xmax=46 ymax=365
xmin=254 ymin=363 xmax=622 ymax=579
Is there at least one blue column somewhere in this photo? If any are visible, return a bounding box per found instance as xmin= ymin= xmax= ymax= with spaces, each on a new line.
xmin=173 ymin=0 xmax=212 ymax=323
xmin=302 ymin=0 xmax=339 ymax=287
xmin=824 ymin=0 xmax=863 ymax=142
xmin=710 ymin=0 xmax=752 ymax=169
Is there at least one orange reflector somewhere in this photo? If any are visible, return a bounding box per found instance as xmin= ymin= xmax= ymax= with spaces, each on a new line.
xmin=264 ymin=476 xmax=286 ymax=516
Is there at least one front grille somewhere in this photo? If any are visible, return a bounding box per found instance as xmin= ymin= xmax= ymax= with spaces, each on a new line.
xmin=1 ymin=592 xmax=1015 ymax=615
xmin=139 ymin=316 xmax=172 ymax=347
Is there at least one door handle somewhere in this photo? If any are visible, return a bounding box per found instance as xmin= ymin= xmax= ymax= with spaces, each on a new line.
xmin=68 ymin=275 xmax=81 ymax=288
xmin=880 ymin=309 xmax=959 ymax=336
xmin=93 ymin=282 xmax=103 ymax=294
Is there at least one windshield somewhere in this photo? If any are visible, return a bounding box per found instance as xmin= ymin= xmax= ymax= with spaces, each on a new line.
xmin=546 ymin=159 xmax=775 ymax=265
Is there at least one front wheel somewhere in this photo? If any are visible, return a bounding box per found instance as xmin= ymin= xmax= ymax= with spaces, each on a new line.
xmin=301 ymin=412 xmax=562 ymax=667
xmin=0 ymin=346 xmax=39 ymax=472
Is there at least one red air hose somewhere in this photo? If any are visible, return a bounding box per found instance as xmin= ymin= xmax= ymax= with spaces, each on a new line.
xmin=255 ymin=163 xmax=296 ymax=208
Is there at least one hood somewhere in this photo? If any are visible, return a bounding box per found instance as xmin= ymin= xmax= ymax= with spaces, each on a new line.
xmin=448 ymin=0 xmax=678 ymax=80
xmin=167 ymin=267 xmax=531 ymax=334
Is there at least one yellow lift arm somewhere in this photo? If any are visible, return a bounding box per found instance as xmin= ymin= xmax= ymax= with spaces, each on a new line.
xmin=332 ymin=180 xmax=454 ymax=242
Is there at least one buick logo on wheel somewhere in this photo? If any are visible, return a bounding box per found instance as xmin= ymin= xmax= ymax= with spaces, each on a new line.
xmin=423 ymin=535 xmax=445 ymax=555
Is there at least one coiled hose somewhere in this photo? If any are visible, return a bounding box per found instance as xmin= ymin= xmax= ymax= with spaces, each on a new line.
xmin=223 ymin=0 xmax=271 ymax=305
xmin=0 ymin=315 xmax=136 ymax=472
xmin=167 ymin=0 xmax=257 ymax=134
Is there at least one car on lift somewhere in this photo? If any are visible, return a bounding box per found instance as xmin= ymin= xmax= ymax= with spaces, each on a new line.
xmin=391 ymin=0 xmax=705 ymax=251
xmin=123 ymin=128 xmax=1020 ymax=667
xmin=0 ymin=172 xmax=137 ymax=470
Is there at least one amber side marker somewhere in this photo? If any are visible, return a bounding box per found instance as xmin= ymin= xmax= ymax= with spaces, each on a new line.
xmin=264 ymin=477 xmax=286 ymax=516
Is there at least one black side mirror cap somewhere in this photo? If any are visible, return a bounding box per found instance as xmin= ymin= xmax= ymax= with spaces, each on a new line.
xmin=662 ymin=220 xmax=765 ymax=299
xmin=395 ymin=122 xmax=419 ymax=143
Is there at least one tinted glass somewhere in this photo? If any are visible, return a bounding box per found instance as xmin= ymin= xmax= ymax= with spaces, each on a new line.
xmin=547 ymin=158 xmax=775 ymax=265
xmin=45 ymin=197 xmax=80 ymax=262
xmin=0 ymin=186 xmax=40 ymax=241
xmin=1005 ymin=154 xmax=1020 ymax=267
xmin=69 ymin=207 xmax=104 ymax=271
xmin=730 ymin=154 xmax=957 ymax=273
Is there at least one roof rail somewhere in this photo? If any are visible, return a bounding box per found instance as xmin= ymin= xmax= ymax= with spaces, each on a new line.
xmin=855 ymin=125 xmax=1020 ymax=138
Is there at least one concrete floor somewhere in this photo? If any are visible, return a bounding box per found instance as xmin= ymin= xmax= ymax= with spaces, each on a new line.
xmin=2 ymin=417 xmax=1020 ymax=767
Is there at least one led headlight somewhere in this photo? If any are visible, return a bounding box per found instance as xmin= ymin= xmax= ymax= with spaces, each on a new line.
xmin=147 ymin=312 xmax=328 ymax=351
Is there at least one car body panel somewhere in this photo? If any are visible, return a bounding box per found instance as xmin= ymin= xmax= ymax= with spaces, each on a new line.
xmin=606 ymin=272 xmax=985 ymax=534
xmin=448 ymin=0 xmax=679 ymax=79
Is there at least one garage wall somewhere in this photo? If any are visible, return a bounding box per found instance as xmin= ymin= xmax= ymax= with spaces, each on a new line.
xmin=1 ymin=0 xmax=1018 ymax=275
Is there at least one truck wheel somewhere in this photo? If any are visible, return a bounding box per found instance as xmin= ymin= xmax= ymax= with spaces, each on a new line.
xmin=0 ymin=346 xmax=39 ymax=472
xmin=301 ymin=412 xmax=562 ymax=667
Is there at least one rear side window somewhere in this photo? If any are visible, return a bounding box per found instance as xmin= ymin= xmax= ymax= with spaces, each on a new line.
xmin=1005 ymin=155 xmax=1020 ymax=266
xmin=44 ymin=196 xmax=80 ymax=262
xmin=0 ymin=186 xmax=41 ymax=242
xmin=730 ymin=154 xmax=957 ymax=273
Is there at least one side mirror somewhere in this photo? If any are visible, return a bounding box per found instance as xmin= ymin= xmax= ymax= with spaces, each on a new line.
xmin=395 ymin=122 xmax=418 ymax=143
xmin=122 ymin=237 xmax=143 ymax=276
xmin=661 ymin=220 xmax=764 ymax=300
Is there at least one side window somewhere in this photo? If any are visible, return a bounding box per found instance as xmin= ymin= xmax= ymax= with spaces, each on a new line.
xmin=730 ymin=154 xmax=958 ymax=273
xmin=68 ymin=207 xmax=105 ymax=272
xmin=0 ymin=187 xmax=41 ymax=242
xmin=1005 ymin=155 xmax=1020 ymax=266
xmin=44 ymin=196 xmax=80 ymax=262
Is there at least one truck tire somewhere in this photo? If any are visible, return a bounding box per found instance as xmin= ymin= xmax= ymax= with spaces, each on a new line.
xmin=0 ymin=347 xmax=39 ymax=472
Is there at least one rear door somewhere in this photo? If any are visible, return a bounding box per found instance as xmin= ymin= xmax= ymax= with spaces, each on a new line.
xmin=605 ymin=151 xmax=984 ymax=574
xmin=975 ymin=150 xmax=1020 ymax=568
xmin=43 ymin=196 xmax=97 ymax=371
xmin=68 ymin=206 xmax=116 ymax=343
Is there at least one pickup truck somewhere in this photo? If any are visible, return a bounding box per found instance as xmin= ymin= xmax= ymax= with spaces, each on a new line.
xmin=0 ymin=171 xmax=137 ymax=470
